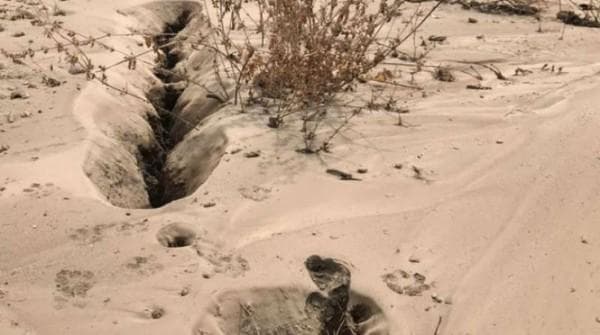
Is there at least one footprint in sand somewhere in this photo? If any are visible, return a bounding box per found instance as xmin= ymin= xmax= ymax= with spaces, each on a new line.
xmin=193 ymin=256 xmax=388 ymax=335
xmin=69 ymin=223 xmax=116 ymax=244
xmin=193 ymin=242 xmax=250 ymax=278
xmin=21 ymin=182 xmax=56 ymax=198
xmin=69 ymin=220 xmax=149 ymax=244
xmin=53 ymin=269 xmax=96 ymax=308
xmin=54 ymin=269 xmax=95 ymax=298
xmin=238 ymin=185 xmax=272 ymax=202
xmin=124 ymin=255 xmax=164 ymax=275
xmin=382 ymin=269 xmax=432 ymax=297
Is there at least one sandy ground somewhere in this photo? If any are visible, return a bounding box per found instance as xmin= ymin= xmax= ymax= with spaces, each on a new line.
xmin=1 ymin=0 xmax=600 ymax=334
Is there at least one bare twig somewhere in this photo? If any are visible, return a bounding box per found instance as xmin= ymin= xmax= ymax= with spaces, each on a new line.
xmin=433 ymin=316 xmax=443 ymax=335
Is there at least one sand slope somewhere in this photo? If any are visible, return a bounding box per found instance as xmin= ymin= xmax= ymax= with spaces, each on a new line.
xmin=1 ymin=0 xmax=599 ymax=334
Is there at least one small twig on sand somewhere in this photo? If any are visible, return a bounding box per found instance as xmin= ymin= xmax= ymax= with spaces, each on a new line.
xmin=326 ymin=169 xmax=361 ymax=181
xmin=368 ymin=79 xmax=423 ymax=90
xmin=433 ymin=316 xmax=443 ymax=335
xmin=240 ymin=303 xmax=261 ymax=335
xmin=479 ymin=63 xmax=507 ymax=80
xmin=466 ymin=83 xmax=491 ymax=90
xmin=412 ymin=165 xmax=425 ymax=180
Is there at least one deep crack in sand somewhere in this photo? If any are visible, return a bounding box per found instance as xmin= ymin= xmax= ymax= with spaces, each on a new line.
xmin=140 ymin=10 xmax=191 ymax=208
xmin=83 ymin=1 xmax=229 ymax=209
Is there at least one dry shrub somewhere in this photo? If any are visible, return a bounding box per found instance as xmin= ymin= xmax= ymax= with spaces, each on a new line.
xmin=557 ymin=1 xmax=600 ymax=27
xmin=590 ymin=1 xmax=600 ymax=22
xmin=229 ymin=0 xmax=442 ymax=152
xmin=459 ymin=0 xmax=540 ymax=16
xmin=244 ymin=0 xmax=404 ymax=103
xmin=4 ymin=0 xmax=443 ymax=153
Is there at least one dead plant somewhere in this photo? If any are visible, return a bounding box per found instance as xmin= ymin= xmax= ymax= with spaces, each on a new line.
xmin=4 ymin=0 xmax=445 ymax=154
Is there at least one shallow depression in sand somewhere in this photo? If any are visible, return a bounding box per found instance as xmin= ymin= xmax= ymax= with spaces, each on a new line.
xmin=156 ymin=223 xmax=197 ymax=248
xmin=194 ymin=256 xmax=389 ymax=335
xmin=195 ymin=287 xmax=389 ymax=335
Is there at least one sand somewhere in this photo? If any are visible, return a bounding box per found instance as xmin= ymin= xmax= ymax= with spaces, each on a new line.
xmin=1 ymin=0 xmax=599 ymax=334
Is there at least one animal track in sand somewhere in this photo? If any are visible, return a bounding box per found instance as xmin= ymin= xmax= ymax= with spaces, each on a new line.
xmin=193 ymin=241 xmax=250 ymax=278
xmin=54 ymin=269 xmax=95 ymax=298
xmin=125 ymin=255 xmax=164 ymax=275
xmin=69 ymin=223 xmax=116 ymax=244
xmin=155 ymin=223 xmax=248 ymax=277
xmin=69 ymin=220 xmax=148 ymax=244
xmin=194 ymin=256 xmax=388 ymax=335
xmin=238 ymin=185 xmax=272 ymax=201
xmin=54 ymin=269 xmax=96 ymax=308
xmin=21 ymin=182 xmax=56 ymax=198
xmin=382 ymin=269 xmax=432 ymax=296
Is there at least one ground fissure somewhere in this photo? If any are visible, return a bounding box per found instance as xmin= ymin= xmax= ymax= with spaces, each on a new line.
xmin=84 ymin=1 xmax=228 ymax=209
xmin=139 ymin=10 xmax=192 ymax=208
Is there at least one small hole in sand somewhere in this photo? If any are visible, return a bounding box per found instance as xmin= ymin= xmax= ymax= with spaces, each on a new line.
xmin=157 ymin=223 xmax=196 ymax=248
xmin=150 ymin=306 xmax=165 ymax=319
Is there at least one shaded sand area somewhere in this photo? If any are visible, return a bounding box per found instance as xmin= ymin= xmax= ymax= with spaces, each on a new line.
xmin=1 ymin=0 xmax=599 ymax=334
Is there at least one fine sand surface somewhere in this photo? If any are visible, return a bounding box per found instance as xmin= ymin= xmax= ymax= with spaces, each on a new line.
xmin=1 ymin=0 xmax=600 ymax=334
